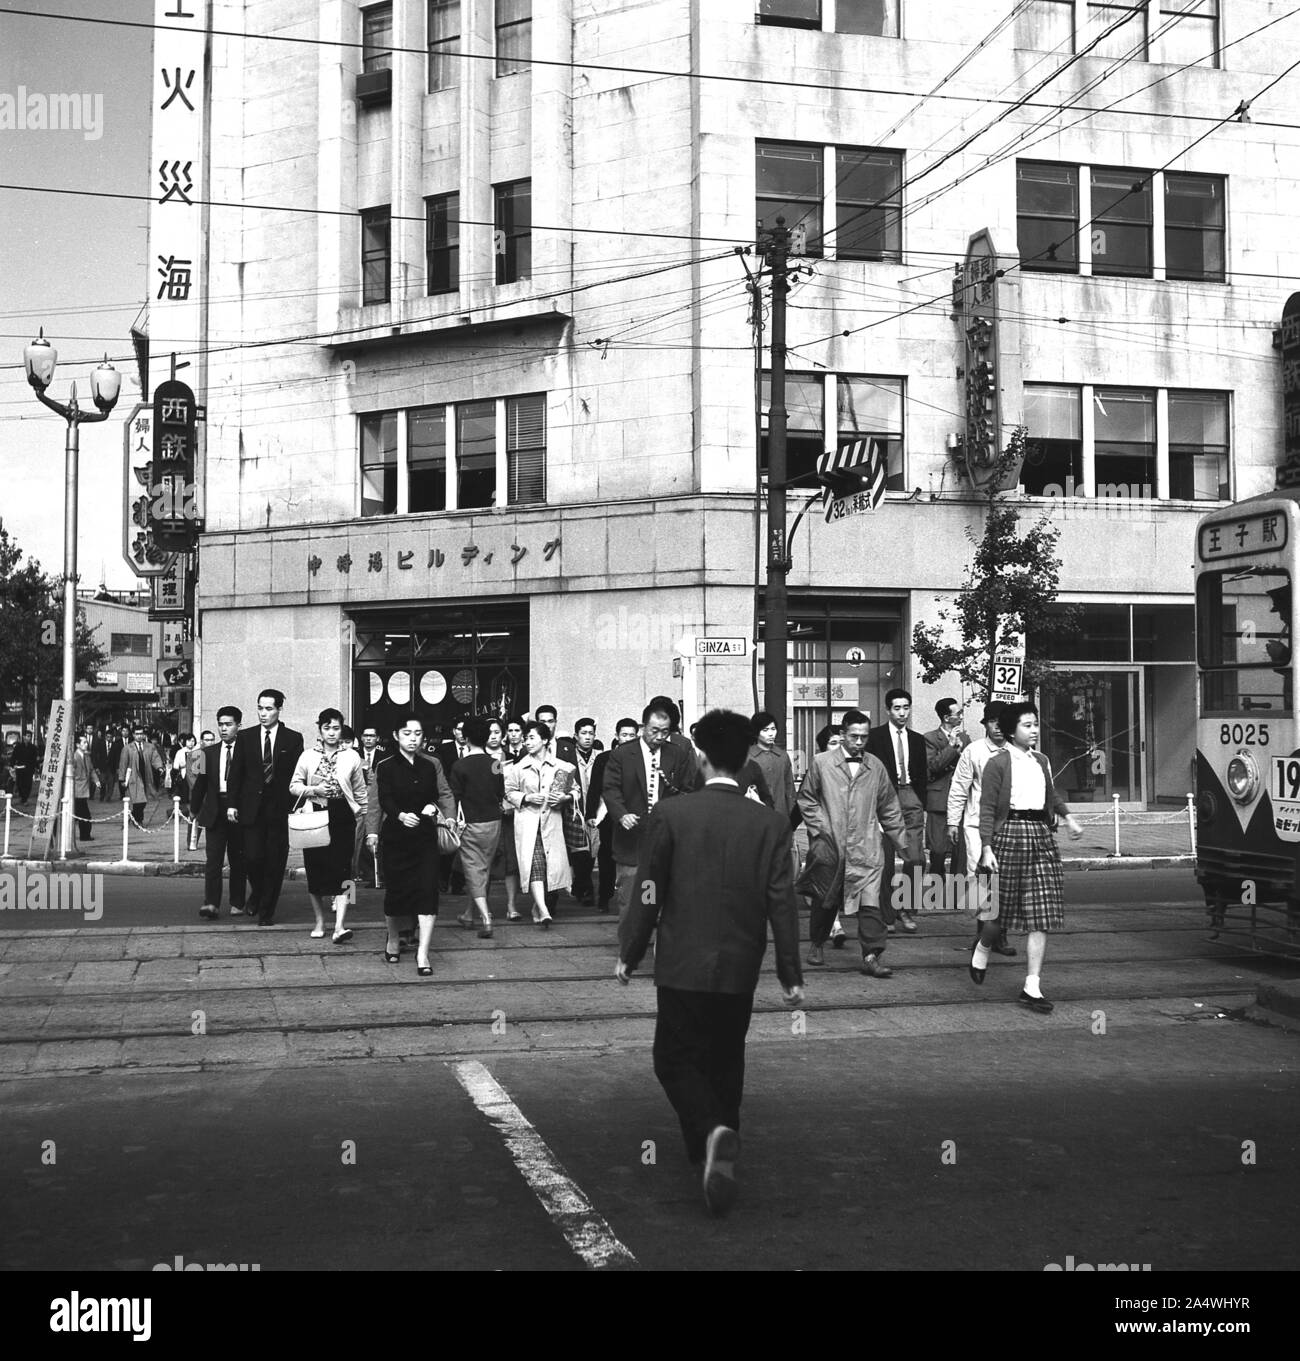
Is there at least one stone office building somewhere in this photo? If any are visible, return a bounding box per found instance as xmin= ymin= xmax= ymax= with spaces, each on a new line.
xmin=177 ymin=0 xmax=1300 ymax=804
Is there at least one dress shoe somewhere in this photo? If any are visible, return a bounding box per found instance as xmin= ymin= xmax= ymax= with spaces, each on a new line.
xmin=332 ymin=928 xmax=353 ymax=944
xmin=1017 ymin=990 xmax=1053 ymax=1014
xmin=229 ymin=906 xmax=247 ymax=916
xmin=198 ymin=905 xmax=217 ymax=920
xmin=456 ymin=910 xmax=475 ymax=929
xmin=806 ymin=944 xmax=825 ymax=967
xmin=505 ymin=911 xmax=524 ymax=922
xmin=899 ymin=910 xmax=918 ymax=933
xmin=703 ymin=1126 xmax=740 ymax=1217
xmin=992 ymin=938 xmax=1017 ymax=957
xmin=968 ymin=942 xmax=986 ymax=985
xmin=859 ymin=955 xmax=893 ymax=978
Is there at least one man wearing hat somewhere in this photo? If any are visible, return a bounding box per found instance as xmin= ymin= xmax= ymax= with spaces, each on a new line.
xmin=946 ymin=701 xmax=1016 ymax=957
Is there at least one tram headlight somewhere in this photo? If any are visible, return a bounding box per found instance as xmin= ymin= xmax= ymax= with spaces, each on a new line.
xmin=1225 ymin=751 xmax=1261 ymax=804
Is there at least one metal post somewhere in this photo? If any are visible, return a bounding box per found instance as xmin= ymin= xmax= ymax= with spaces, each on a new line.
xmin=172 ymin=795 xmax=181 ymax=863
xmin=764 ymin=219 xmax=790 ymax=735
xmin=121 ymin=797 xmax=130 ymax=863
xmin=59 ymin=415 xmax=79 ymax=858
xmin=2 ymin=792 xmax=10 ymax=858
xmin=1112 ymin=793 xmax=1121 ymax=857
xmin=1187 ymin=791 xmax=1197 ymax=857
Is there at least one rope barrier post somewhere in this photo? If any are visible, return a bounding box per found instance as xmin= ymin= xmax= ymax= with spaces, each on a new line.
xmin=60 ymin=793 xmax=72 ymax=858
xmin=1112 ymin=793 xmax=1121 ymax=857
xmin=172 ymin=795 xmax=181 ymax=863
xmin=1187 ymin=792 xmax=1197 ymax=858
xmin=121 ymin=797 xmax=131 ymax=863
xmin=2 ymin=791 xmax=10 ymax=858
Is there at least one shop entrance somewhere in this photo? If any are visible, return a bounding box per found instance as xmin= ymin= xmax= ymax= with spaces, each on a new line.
xmin=350 ymin=599 xmax=529 ymax=743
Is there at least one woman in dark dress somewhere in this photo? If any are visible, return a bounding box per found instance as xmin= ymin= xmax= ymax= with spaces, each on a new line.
xmin=450 ymin=716 xmax=504 ymax=938
xmin=378 ymin=714 xmax=456 ymax=975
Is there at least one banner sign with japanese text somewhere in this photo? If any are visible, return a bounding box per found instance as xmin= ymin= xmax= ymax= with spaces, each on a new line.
xmin=28 ymin=700 xmax=70 ymax=860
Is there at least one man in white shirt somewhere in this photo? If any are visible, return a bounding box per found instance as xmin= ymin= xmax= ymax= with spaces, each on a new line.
xmin=946 ymin=701 xmax=1015 ymax=956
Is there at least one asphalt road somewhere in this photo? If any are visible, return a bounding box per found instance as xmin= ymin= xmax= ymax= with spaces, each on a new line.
xmin=1 ymin=867 xmax=1297 ymax=1318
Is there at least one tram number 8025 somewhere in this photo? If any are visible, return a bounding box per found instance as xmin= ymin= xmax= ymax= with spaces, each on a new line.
xmin=1219 ymin=722 xmax=1270 ymax=746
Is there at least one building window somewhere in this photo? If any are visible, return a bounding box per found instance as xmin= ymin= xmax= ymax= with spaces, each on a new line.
xmin=111 ymin=633 xmax=153 ymax=656
xmin=1094 ymin=388 xmax=1155 ymax=492
xmin=835 ymin=148 xmax=902 ymax=261
xmin=1090 ymin=168 xmax=1151 ymax=277
xmin=1015 ymin=0 xmax=1075 ymax=50
xmin=1016 ymin=162 xmax=1078 ymax=272
xmin=496 ymin=0 xmax=531 ymax=76
xmin=457 ymin=402 xmax=497 ymax=509
xmin=408 ymin=407 xmax=447 ymax=513
xmin=757 ymin=0 xmax=820 ymax=29
xmin=1151 ymin=1 xmax=1218 ymax=67
xmin=1085 ymin=2 xmax=1147 ymax=59
xmin=1169 ymin=391 xmax=1229 ymax=501
xmin=428 ymin=0 xmax=460 ymax=91
xmin=756 ymin=0 xmax=898 ymax=34
xmin=756 ymin=143 xmax=822 ymax=256
xmin=837 ymin=376 xmax=904 ymax=489
xmin=361 ymin=206 xmax=391 ymax=305
xmin=426 ymin=193 xmax=459 ymax=295
xmin=362 ymin=3 xmax=393 ymax=72
xmin=1165 ymin=172 xmax=1224 ymax=282
xmin=360 ymin=412 xmax=398 ymax=516
xmin=494 ymin=180 xmax=531 ymax=284
xmin=761 ymin=371 xmax=904 ymax=490
xmin=1022 ymin=385 xmax=1083 ymax=495
xmin=507 ymin=394 xmax=546 ymax=505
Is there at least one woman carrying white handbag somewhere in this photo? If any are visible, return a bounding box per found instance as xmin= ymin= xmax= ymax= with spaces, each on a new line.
xmin=289 ymin=708 xmax=368 ymax=943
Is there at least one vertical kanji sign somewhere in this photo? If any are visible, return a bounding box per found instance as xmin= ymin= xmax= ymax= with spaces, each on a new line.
xmin=149 ymin=0 xmax=208 ymax=398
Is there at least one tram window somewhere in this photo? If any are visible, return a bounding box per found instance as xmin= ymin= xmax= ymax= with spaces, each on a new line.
xmin=1197 ymin=567 xmax=1290 ymax=713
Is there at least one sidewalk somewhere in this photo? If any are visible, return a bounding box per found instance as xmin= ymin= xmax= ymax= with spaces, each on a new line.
xmin=2 ymin=790 xmax=1196 ymax=875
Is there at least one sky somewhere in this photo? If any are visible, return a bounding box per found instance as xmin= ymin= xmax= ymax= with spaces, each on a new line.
xmin=0 ymin=0 xmax=154 ymax=588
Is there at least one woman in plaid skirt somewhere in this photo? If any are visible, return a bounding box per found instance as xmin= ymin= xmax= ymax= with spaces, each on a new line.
xmin=975 ymin=702 xmax=1082 ymax=1013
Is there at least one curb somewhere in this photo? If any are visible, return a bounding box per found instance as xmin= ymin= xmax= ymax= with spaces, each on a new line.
xmin=1062 ymin=855 xmax=1194 ymax=871
xmin=0 ymin=858 xmax=309 ymax=880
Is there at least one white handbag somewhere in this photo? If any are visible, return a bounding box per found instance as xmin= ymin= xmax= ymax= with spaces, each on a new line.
xmin=288 ymin=793 xmax=330 ymax=850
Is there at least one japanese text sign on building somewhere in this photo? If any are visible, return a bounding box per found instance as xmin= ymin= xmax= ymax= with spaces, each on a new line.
xmin=1197 ymin=511 xmax=1288 ymax=561
xmin=121 ymin=403 xmax=174 ymax=577
xmin=1278 ymin=292 xmax=1300 ymax=488
xmin=149 ymin=1 xmax=209 ymax=398
xmin=953 ymin=229 xmax=1003 ymax=487
xmin=28 ymin=700 xmax=70 ymax=860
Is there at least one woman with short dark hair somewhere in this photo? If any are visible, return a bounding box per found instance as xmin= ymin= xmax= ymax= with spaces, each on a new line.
xmin=503 ymin=719 xmax=573 ymax=928
xmin=450 ymin=716 xmax=504 ymax=938
xmin=290 ymin=707 xmax=368 ymax=943
xmin=975 ymin=702 xmax=1083 ymax=1012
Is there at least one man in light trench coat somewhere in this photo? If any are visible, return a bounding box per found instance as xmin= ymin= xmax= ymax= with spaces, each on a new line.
xmin=797 ymin=708 xmax=915 ymax=979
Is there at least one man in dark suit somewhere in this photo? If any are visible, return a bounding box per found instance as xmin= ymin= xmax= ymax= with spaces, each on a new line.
xmin=602 ymin=700 xmax=697 ymax=925
xmin=617 ymin=708 xmax=804 ymax=1216
xmin=191 ymin=706 xmax=246 ymax=921
xmin=434 ymin=719 xmax=467 ymax=775
xmin=558 ymin=716 xmax=604 ymax=904
xmin=226 ymin=688 xmax=304 ymax=926
xmin=866 ymin=687 xmax=927 ymax=931
xmin=923 ymin=697 xmax=970 ymax=878
xmin=11 ymin=730 xmax=38 ymax=803
xmin=589 ymin=718 xmax=638 ymax=912
xmin=352 ymin=724 xmax=385 ymax=887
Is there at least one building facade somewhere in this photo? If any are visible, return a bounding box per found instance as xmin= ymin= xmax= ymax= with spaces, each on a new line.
xmin=177 ymin=0 xmax=1300 ymax=804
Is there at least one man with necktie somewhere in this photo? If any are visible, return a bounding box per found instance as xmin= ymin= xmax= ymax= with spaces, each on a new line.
xmin=866 ymin=689 xmax=928 ymax=932
xmin=353 ymin=725 xmax=385 ymax=888
xmin=117 ymin=725 xmax=165 ymax=827
xmin=226 ymin=689 xmax=304 ymax=926
xmin=923 ymin=698 xmax=971 ymax=878
xmin=601 ymin=700 xmax=696 ymax=925
xmin=192 ymin=707 xmax=247 ymax=920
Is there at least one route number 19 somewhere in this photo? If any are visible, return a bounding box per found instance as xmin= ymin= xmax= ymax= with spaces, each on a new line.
xmin=1272 ymin=757 xmax=1300 ymax=801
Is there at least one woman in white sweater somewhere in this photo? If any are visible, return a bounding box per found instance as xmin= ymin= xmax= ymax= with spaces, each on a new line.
xmin=290 ymin=708 xmax=368 ymax=943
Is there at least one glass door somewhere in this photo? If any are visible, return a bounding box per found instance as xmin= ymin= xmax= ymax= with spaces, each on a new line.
xmin=1038 ymin=668 xmax=1143 ymax=807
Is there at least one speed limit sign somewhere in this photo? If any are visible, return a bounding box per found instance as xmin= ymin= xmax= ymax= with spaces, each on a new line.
xmin=991 ymin=645 xmax=1025 ymax=703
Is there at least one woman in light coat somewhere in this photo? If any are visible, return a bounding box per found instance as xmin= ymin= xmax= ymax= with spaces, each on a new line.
xmin=290 ymin=708 xmax=368 ymax=943
xmin=504 ymin=720 xmax=573 ymax=927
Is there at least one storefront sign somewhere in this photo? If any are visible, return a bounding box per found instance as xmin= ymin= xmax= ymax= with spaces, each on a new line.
xmin=27 ymin=700 xmax=70 ymax=860
xmin=122 ymin=404 xmax=174 ymax=577
xmin=149 ymin=553 xmax=191 ymax=619
xmin=1279 ymin=292 xmax=1300 ymax=487
xmin=125 ymin=673 xmax=156 ymax=693
xmin=95 ymin=671 xmax=120 ymax=687
xmin=953 ymin=229 xmax=1003 ymax=485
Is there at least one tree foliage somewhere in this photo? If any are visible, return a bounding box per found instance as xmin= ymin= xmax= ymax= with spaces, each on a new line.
xmin=0 ymin=519 xmax=108 ymax=723
xmin=912 ymin=430 xmax=1080 ymax=697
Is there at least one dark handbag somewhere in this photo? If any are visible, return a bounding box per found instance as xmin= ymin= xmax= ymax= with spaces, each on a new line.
xmin=436 ymin=816 xmax=461 ymax=857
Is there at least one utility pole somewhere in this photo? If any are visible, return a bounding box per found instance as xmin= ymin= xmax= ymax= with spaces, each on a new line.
xmin=763 ymin=218 xmax=791 ymax=737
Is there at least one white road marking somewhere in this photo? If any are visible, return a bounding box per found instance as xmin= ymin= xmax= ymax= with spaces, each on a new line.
xmin=451 ymin=1058 xmax=637 ymax=1270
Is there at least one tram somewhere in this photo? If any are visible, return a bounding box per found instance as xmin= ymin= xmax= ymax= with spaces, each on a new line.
xmin=1195 ymin=491 xmax=1300 ymax=955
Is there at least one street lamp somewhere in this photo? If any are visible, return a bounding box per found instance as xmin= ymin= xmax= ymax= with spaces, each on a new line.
xmin=23 ymin=329 xmax=121 ymax=858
